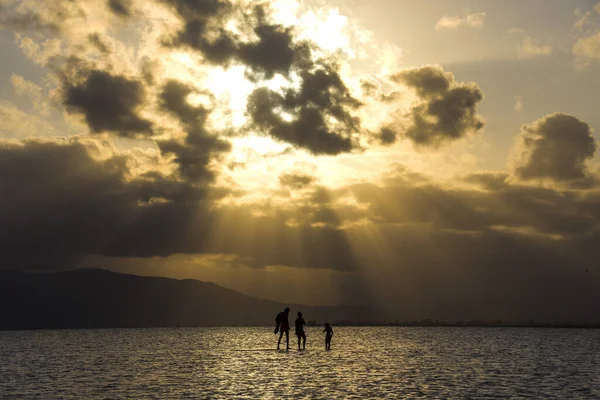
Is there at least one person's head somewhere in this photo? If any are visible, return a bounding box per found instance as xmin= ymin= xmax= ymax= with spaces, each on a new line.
xmin=284 ymin=307 xmax=290 ymax=313
xmin=297 ymin=311 xmax=302 ymax=318
xmin=325 ymin=322 xmax=330 ymax=327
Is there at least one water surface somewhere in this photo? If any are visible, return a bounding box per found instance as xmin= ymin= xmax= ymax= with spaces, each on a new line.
xmin=1 ymin=327 xmax=599 ymax=398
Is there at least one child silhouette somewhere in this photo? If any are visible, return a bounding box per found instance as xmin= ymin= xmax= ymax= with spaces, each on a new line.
xmin=323 ymin=323 xmax=333 ymax=350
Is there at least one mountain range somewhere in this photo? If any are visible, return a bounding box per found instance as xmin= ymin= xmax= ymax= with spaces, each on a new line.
xmin=0 ymin=269 xmax=387 ymax=330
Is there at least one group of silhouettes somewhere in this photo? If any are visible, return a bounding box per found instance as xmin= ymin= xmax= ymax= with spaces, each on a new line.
xmin=273 ymin=307 xmax=333 ymax=350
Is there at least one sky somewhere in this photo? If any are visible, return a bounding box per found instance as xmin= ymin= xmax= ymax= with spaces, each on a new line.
xmin=1 ymin=0 xmax=600 ymax=322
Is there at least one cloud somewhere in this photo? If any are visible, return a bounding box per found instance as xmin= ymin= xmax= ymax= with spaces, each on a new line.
xmin=3 ymin=0 xmax=600 ymax=321
xmin=6 ymin=0 xmax=483 ymax=157
xmin=574 ymin=3 xmax=600 ymax=32
xmin=87 ymin=33 xmax=111 ymax=54
xmin=0 ymin=0 xmax=65 ymax=34
xmin=435 ymin=12 xmax=485 ymax=30
xmin=159 ymin=0 xmax=236 ymax=63
xmin=0 ymin=101 xmax=57 ymax=138
xmin=378 ymin=127 xmax=397 ymax=145
xmin=13 ymin=35 xmax=62 ymax=66
xmin=389 ymin=65 xmax=485 ymax=147
xmin=513 ymin=113 xmax=597 ymax=183
xmin=550 ymin=3 xmax=598 ymax=63
xmin=0 ymin=0 xmax=115 ymax=38
xmin=573 ymin=31 xmax=600 ymax=61
xmin=238 ymin=23 xmax=312 ymax=80
xmin=159 ymin=0 xmax=312 ymax=79
xmin=62 ymin=69 xmax=153 ymax=137
xmin=158 ymin=0 xmax=364 ymax=155
xmin=0 ymin=137 xmax=218 ymax=267
xmin=394 ymin=65 xmax=452 ymax=97
xmin=1 ymin=136 xmax=600 ymax=321
xmin=157 ymin=80 xmax=231 ymax=182
xmin=11 ymin=74 xmax=50 ymax=115
xmin=517 ymin=37 xmax=552 ymax=58
xmin=0 ymin=137 xmax=361 ymax=272
xmin=107 ymin=0 xmax=132 ymax=17
xmin=246 ymin=64 xmax=361 ymax=155
xmin=279 ymin=172 xmax=315 ymax=189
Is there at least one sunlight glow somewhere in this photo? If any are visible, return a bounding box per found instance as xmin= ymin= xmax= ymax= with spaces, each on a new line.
xmin=204 ymin=66 xmax=254 ymax=129
xmin=298 ymin=8 xmax=354 ymax=58
xmin=230 ymin=134 xmax=290 ymax=158
xmin=269 ymin=0 xmax=302 ymax=27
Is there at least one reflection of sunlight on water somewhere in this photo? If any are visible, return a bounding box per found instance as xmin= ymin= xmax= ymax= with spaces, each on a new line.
xmin=1 ymin=327 xmax=599 ymax=398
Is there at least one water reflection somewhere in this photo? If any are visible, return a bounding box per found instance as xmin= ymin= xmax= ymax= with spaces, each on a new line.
xmin=1 ymin=327 xmax=599 ymax=398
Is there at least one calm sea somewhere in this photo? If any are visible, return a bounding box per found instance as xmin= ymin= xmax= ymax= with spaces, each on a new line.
xmin=1 ymin=327 xmax=598 ymax=399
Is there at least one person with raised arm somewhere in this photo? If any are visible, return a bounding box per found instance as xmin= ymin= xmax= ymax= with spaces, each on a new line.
xmin=274 ymin=307 xmax=290 ymax=350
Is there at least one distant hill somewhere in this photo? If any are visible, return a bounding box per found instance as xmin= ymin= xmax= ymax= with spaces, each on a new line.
xmin=0 ymin=269 xmax=388 ymax=330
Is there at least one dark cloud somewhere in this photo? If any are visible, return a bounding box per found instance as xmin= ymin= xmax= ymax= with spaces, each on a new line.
xmin=392 ymin=65 xmax=485 ymax=147
xmin=0 ymin=138 xmax=360 ymax=273
xmin=63 ymin=70 xmax=153 ymax=136
xmin=107 ymin=0 xmax=132 ymax=17
xmin=3 ymin=0 xmax=600 ymax=322
xmin=159 ymin=79 xmax=210 ymax=126
xmin=160 ymin=1 xmax=311 ymax=78
xmin=239 ymin=24 xmax=312 ymax=79
xmin=514 ymin=113 xmax=597 ymax=183
xmin=392 ymin=65 xmax=451 ymax=97
xmin=247 ymin=64 xmax=361 ymax=155
xmin=0 ymin=139 xmax=202 ymax=268
xmin=1 ymin=139 xmax=600 ymax=321
xmin=159 ymin=0 xmax=238 ymax=64
xmin=172 ymin=21 xmax=237 ymax=64
xmin=158 ymin=80 xmax=230 ymax=182
xmin=158 ymin=0 xmax=366 ymax=156
xmin=379 ymin=127 xmax=397 ymax=145
xmin=346 ymin=170 xmax=599 ymax=237
xmin=196 ymin=177 xmax=600 ymax=321
xmin=87 ymin=33 xmax=111 ymax=54
xmin=279 ymin=172 xmax=315 ymax=189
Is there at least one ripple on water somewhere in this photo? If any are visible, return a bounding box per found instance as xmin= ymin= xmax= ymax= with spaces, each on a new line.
xmin=1 ymin=327 xmax=599 ymax=399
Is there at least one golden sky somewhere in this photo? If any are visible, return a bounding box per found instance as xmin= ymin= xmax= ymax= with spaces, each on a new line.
xmin=1 ymin=0 xmax=600 ymax=321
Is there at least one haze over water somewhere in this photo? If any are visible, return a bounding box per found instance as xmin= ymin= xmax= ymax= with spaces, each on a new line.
xmin=1 ymin=327 xmax=599 ymax=399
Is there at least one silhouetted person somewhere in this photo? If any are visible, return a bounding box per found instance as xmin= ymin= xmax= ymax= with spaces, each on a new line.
xmin=295 ymin=311 xmax=306 ymax=350
xmin=323 ymin=323 xmax=333 ymax=350
xmin=274 ymin=307 xmax=290 ymax=350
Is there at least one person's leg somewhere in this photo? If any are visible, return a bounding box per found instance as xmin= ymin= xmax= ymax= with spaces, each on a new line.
xmin=297 ymin=334 xmax=301 ymax=349
xmin=302 ymin=333 xmax=306 ymax=349
xmin=285 ymin=330 xmax=289 ymax=349
xmin=278 ymin=330 xmax=283 ymax=349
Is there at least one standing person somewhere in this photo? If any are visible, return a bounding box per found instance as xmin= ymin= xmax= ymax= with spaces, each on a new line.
xmin=323 ymin=323 xmax=333 ymax=350
xmin=274 ymin=307 xmax=290 ymax=350
xmin=295 ymin=311 xmax=306 ymax=350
